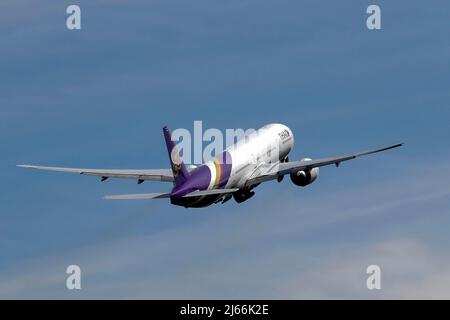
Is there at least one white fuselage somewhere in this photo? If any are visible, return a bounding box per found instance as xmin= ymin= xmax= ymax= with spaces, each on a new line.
xmin=171 ymin=123 xmax=294 ymax=207
xmin=209 ymin=123 xmax=294 ymax=190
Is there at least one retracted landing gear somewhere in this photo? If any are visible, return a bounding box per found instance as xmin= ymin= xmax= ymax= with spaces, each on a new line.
xmin=277 ymin=156 xmax=289 ymax=182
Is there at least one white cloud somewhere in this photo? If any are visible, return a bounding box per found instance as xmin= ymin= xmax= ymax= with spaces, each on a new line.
xmin=1 ymin=162 xmax=450 ymax=299
xmin=283 ymin=239 xmax=450 ymax=299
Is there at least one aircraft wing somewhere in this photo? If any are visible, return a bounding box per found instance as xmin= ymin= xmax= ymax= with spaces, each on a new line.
xmin=17 ymin=165 xmax=174 ymax=182
xmin=245 ymin=143 xmax=403 ymax=186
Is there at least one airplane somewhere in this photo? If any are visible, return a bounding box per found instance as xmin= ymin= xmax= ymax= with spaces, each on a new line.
xmin=17 ymin=124 xmax=402 ymax=208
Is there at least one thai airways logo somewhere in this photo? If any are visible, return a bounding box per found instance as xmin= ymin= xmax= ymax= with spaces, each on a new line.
xmin=278 ymin=129 xmax=290 ymax=141
xmin=171 ymin=147 xmax=182 ymax=177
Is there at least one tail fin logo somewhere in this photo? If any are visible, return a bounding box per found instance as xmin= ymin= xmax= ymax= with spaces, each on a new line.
xmin=170 ymin=147 xmax=182 ymax=177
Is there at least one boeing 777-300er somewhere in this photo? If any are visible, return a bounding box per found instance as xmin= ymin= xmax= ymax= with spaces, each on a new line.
xmin=18 ymin=124 xmax=402 ymax=208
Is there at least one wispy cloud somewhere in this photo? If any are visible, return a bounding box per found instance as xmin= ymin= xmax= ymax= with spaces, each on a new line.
xmin=1 ymin=162 xmax=450 ymax=299
xmin=284 ymin=239 xmax=450 ymax=299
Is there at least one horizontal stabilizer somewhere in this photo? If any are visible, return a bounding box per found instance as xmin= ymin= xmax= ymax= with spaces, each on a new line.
xmin=104 ymin=188 xmax=239 ymax=200
xmin=104 ymin=192 xmax=171 ymax=200
xmin=183 ymin=188 xmax=239 ymax=197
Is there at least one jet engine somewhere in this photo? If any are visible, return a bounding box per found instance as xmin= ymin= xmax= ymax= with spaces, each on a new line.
xmin=290 ymin=158 xmax=319 ymax=187
xmin=233 ymin=184 xmax=259 ymax=203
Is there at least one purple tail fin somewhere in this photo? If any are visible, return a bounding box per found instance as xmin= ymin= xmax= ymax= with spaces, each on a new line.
xmin=163 ymin=126 xmax=189 ymax=187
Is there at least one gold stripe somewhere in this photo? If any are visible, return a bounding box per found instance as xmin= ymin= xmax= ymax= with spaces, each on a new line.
xmin=213 ymin=159 xmax=222 ymax=188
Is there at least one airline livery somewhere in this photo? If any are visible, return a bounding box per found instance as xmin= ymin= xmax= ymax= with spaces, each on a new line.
xmin=18 ymin=124 xmax=402 ymax=208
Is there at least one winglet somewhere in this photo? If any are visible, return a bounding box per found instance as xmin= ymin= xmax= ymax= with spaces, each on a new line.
xmin=163 ymin=126 xmax=189 ymax=187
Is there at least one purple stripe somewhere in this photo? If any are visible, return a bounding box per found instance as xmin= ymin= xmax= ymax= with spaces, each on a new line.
xmin=170 ymin=164 xmax=211 ymax=199
xmin=170 ymin=151 xmax=232 ymax=199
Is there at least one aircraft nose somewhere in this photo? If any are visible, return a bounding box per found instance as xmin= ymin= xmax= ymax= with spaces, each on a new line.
xmin=286 ymin=126 xmax=294 ymax=140
xmin=278 ymin=124 xmax=294 ymax=153
xmin=280 ymin=124 xmax=293 ymax=137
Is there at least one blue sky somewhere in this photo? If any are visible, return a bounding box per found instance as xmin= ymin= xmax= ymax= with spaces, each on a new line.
xmin=1 ymin=0 xmax=450 ymax=298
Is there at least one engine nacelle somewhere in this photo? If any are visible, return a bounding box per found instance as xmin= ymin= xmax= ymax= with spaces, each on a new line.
xmin=233 ymin=184 xmax=259 ymax=203
xmin=290 ymin=158 xmax=319 ymax=187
